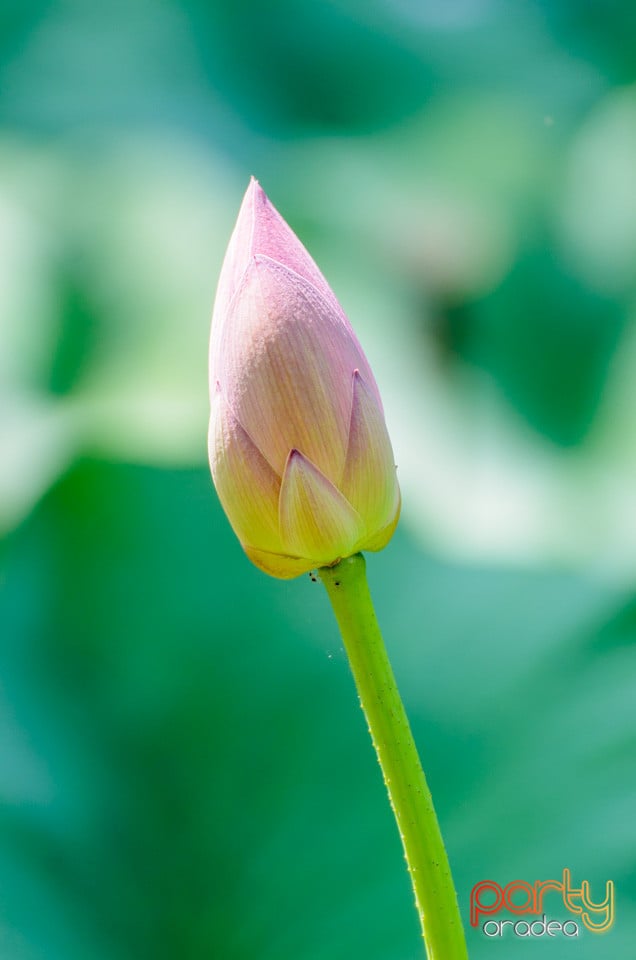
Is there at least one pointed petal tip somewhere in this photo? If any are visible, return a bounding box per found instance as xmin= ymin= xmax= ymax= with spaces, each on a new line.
xmin=279 ymin=450 xmax=363 ymax=563
xmin=245 ymin=176 xmax=264 ymax=202
xmin=281 ymin=448 xmax=302 ymax=480
xmin=244 ymin=176 xmax=270 ymax=209
xmin=235 ymin=178 xmax=270 ymax=243
xmin=351 ymin=365 xmax=382 ymax=408
xmin=238 ymin=252 xmax=284 ymax=291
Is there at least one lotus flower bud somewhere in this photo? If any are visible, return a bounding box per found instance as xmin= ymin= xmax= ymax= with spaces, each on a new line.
xmin=208 ymin=178 xmax=400 ymax=578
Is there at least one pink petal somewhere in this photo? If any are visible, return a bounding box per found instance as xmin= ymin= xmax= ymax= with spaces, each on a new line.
xmin=247 ymin=179 xmax=344 ymax=311
xmin=212 ymin=178 xmax=341 ymax=332
xmin=210 ymin=180 xmax=382 ymax=411
xmin=216 ymin=255 xmax=376 ymax=480
xmin=209 ymin=386 xmax=282 ymax=552
xmin=341 ymin=370 xmax=401 ymax=540
xmin=279 ymin=449 xmax=364 ymax=563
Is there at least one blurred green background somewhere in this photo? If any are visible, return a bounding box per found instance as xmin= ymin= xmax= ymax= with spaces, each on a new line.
xmin=1 ymin=1 xmax=635 ymax=957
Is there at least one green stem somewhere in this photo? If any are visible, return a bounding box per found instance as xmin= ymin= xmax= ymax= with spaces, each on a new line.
xmin=319 ymin=553 xmax=468 ymax=960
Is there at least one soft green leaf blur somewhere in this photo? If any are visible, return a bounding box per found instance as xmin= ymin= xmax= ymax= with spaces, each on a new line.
xmin=1 ymin=1 xmax=634 ymax=956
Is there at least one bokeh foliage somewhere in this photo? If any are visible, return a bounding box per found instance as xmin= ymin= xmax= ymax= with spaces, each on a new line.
xmin=1 ymin=0 xmax=635 ymax=957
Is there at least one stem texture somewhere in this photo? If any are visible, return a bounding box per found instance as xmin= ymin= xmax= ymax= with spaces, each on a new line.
xmin=319 ymin=553 xmax=468 ymax=960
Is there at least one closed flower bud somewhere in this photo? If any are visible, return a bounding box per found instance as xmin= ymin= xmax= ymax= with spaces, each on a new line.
xmin=209 ymin=178 xmax=400 ymax=578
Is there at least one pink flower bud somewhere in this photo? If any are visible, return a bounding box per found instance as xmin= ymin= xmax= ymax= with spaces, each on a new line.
xmin=209 ymin=178 xmax=400 ymax=578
